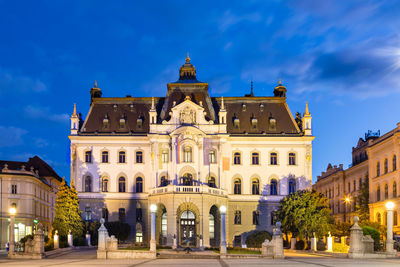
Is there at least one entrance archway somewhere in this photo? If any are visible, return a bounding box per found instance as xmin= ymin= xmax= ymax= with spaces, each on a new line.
xmin=209 ymin=205 xmax=220 ymax=247
xmin=176 ymin=202 xmax=200 ymax=247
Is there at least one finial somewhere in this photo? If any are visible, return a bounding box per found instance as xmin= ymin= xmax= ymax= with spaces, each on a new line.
xmin=221 ymin=96 xmax=225 ymax=110
xmin=278 ymin=79 xmax=282 ymax=85
xmin=73 ymin=103 xmax=77 ymax=115
xmin=151 ymin=97 xmax=155 ymax=110
xmin=185 ymin=53 xmax=190 ymax=63
xmin=305 ymin=102 xmax=310 ymax=116
xmin=250 ymin=81 xmax=254 ymax=96
xmin=94 ymin=80 xmax=98 ymax=88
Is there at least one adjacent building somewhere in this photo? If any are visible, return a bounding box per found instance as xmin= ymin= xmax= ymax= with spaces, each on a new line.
xmin=0 ymin=156 xmax=63 ymax=249
xmin=70 ymin=56 xmax=314 ymax=248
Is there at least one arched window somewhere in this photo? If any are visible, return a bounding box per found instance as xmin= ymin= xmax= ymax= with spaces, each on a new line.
xmin=270 ymin=152 xmax=277 ymax=165
xmin=183 ymin=147 xmax=192 ymax=163
xmin=394 ymin=181 xmax=397 ymax=198
xmin=377 ymin=185 xmax=381 ymax=201
xmin=102 ymin=177 xmax=108 ymax=192
xmin=119 ymin=151 xmax=126 ymax=163
xmin=385 ymin=184 xmax=388 ymax=199
xmin=234 ymin=210 xmax=241 ymax=224
xmin=289 ymin=178 xmax=296 ymax=194
xmin=233 ymin=152 xmax=241 ymax=165
xmin=101 ymin=151 xmax=109 ymax=163
xmin=136 ymin=151 xmax=143 ymax=163
xmin=182 ymin=173 xmax=193 ymax=186
xmin=384 ymin=158 xmax=388 ymax=174
xmin=376 ymin=162 xmax=380 ymax=177
xmin=85 ymin=207 xmax=92 ymax=221
xmin=270 ymin=179 xmax=278 ymax=195
xmin=394 ymin=211 xmax=398 ymax=226
xmin=209 ymin=150 xmax=216 ymax=164
xmin=393 ymin=155 xmax=397 ymax=171
xmin=252 ymin=179 xmax=260 ymax=195
xmin=209 ymin=214 xmax=215 ymax=239
xmin=208 ymin=177 xmax=216 ymax=188
xmin=160 ymin=176 xmax=168 ymax=187
xmin=161 ymin=212 xmax=167 ymax=238
xmin=252 ymin=152 xmax=259 ymax=165
xmin=85 ymin=151 xmax=92 ymax=163
xmin=136 ymin=177 xmax=143 ymax=193
xmin=85 ymin=176 xmax=92 ymax=192
xmin=234 ymin=179 xmax=241 ymax=194
xmin=252 ymin=211 xmax=259 ymax=225
xmin=289 ymin=153 xmax=296 ymax=165
xmin=118 ymin=177 xmax=126 ymax=192
xmin=377 ymin=212 xmax=381 ymax=224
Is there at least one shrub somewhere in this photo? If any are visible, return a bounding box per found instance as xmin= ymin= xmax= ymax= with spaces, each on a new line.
xmin=283 ymin=239 xmax=289 ymax=248
xmin=59 ymin=235 xmax=69 ymax=248
xmin=332 ymin=242 xmax=349 ymax=253
xmin=73 ymin=236 xmax=87 ymax=246
xmin=19 ymin=235 xmax=34 ymax=244
xmin=104 ymin=221 xmax=131 ymax=242
xmin=362 ymin=226 xmax=380 ymax=251
xmin=317 ymin=240 xmax=326 ymax=251
xmin=45 ymin=240 xmax=54 ymax=251
xmin=245 ymin=231 xmax=272 ymax=248
xmin=295 ymin=240 xmax=305 ymax=250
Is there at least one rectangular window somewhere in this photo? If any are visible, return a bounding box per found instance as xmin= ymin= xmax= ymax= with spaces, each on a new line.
xmin=136 ymin=151 xmax=143 ymax=163
xmin=162 ymin=151 xmax=169 ymax=163
xmin=252 ymin=211 xmax=259 ymax=225
xmin=136 ymin=208 xmax=142 ymax=222
xmin=289 ymin=153 xmax=296 ymax=165
xmin=234 ymin=211 xmax=241 ymax=225
xmin=136 ymin=232 xmax=143 ymax=243
xmin=119 ymin=208 xmax=126 ymax=222
xmin=85 ymin=207 xmax=92 ymax=221
xmin=119 ymin=152 xmax=126 ymax=163
xmin=102 ymin=152 xmax=109 ymax=163
xmin=11 ymin=184 xmax=17 ymax=194
xmin=270 ymin=153 xmax=277 ymax=165
xmin=85 ymin=151 xmax=92 ymax=163
xmin=209 ymin=150 xmax=216 ymax=164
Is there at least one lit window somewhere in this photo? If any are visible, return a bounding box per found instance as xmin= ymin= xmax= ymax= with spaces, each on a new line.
xmin=85 ymin=151 xmax=92 ymax=163
xmin=183 ymin=147 xmax=192 ymax=163
xmin=209 ymin=214 xmax=215 ymax=239
xmin=252 ymin=152 xmax=259 ymax=165
xmin=233 ymin=152 xmax=241 ymax=165
xmin=234 ymin=179 xmax=241 ymax=194
xmin=119 ymin=177 xmax=126 ymax=193
xmin=252 ymin=179 xmax=259 ymax=195
xmin=209 ymin=150 xmax=216 ymax=164
xmin=119 ymin=151 xmax=126 ymax=163
xmin=234 ymin=211 xmax=241 ymax=224
xmin=102 ymin=151 xmax=109 ymax=163
xmin=161 ymin=212 xmax=167 ymax=238
xmin=270 ymin=153 xmax=277 ymax=165
xmin=289 ymin=153 xmax=296 ymax=165
xmin=136 ymin=177 xmax=143 ymax=193
xmin=377 ymin=212 xmax=381 ymax=224
xmin=162 ymin=151 xmax=169 ymax=163
xmin=136 ymin=151 xmax=143 ymax=163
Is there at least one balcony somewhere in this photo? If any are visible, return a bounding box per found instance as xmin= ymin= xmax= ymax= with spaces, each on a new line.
xmin=150 ymin=185 xmax=227 ymax=196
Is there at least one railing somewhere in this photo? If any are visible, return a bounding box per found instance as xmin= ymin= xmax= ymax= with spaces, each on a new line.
xmin=150 ymin=185 xmax=227 ymax=196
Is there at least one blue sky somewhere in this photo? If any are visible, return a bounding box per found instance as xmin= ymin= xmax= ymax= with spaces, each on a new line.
xmin=0 ymin=0 xmax=400 ymax=183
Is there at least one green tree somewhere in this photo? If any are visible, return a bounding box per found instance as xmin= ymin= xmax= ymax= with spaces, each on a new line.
xmin=331 ymin=221 xmax=352 ymax=237
xmin=355 ymin=178 xmax=369 ymax=222
xmin=52 ymin=178 xmax=84 ymax=238
xmin=275 ymin=190 xmax=332 ymax=240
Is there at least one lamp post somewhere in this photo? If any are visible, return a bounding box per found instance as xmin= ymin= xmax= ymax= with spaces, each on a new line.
xmin=150 ymin=204 xmax=157 ymax=252
xmin=344 ymin=197 xmax=351 ymax=223
xmin=8 ymin=207 xmax=16 ymax=255
xmin=385 ymin=201 xmax=395 ymax=253
xmin=219 ymin=205 xmax=227 ymax=255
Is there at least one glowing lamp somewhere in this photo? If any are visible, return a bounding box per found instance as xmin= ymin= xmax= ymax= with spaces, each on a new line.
xmin=150 ymin=204 xmax=157 ymax=213
xmin=219 ymin=205 xmax=227 ymax=214
xmin=345 ymin=197 xmax=351 ymax=203
xmin=386 ymin=201 xmax=395 ymax=210
xmin=9 ymin=207 xmax=16 ymax=215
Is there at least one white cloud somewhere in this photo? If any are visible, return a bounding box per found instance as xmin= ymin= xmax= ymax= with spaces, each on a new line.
xmin=0 ymin=68 xmax=48 ymax=93
xmin=0 ymin=126 xmax=28 ymax=147
xmin=24 ymin=105 xmax=69 ymax=123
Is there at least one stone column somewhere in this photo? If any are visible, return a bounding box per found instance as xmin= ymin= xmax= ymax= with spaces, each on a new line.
xmin=54 ymin=230 xmax=59 ymax=249
xmin=290 ymin=237 xmax=296 ymax=250
xmin=326 ymin=233 xmax=333 ymax=252
xmin=348 ymin=216 xmax=363 ymax=258
xmin=9 ymin=213 xmax=15 ymax=255
xmin=386 ymin=204 xmax=394 ymax=253
xmin=68 ymin=230 xmax=73 ymax=247
xmin=310 ymin=237 xmax=317 ymax=252
xmin=220 ymin=206 xmax=227 ymax=255
xmin=150 ymin=205 xmax=157 ymax=252
xmin=86 ymin=231 xmax=91 ymax=247
xmin=97 ymin=218 xmax=108 ymax=251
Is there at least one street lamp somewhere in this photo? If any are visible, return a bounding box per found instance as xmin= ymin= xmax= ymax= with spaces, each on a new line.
xmin=344 ymin=196 xmax=351 ymax=223
xmin=385 ymin=201 xmax=395 ymax=253
xmin=219 ymin=205 xmax=227 ymax=255
xmin=149 ymin=204 xmax=157 ymax=252
xmin=8 ymin=207 xmax=17 ymax=256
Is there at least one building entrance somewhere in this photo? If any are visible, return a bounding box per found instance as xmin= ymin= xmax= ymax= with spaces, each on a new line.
xmin=180 ymin=210 xmax=196 ymax=247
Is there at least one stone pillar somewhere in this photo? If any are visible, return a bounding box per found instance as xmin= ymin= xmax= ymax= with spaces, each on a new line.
xmin=310 ymin=237 xmax=317 ymax=252
xmin=273 ymin=222 xmax=284 ymax=259
xmin=33 ymin=223 xmax=45 ymax=255
xmin=220 ymin=206 xmax=227 ymax=255
xmin=348 ymin=216 xmax=363 ymax=257
xmin=386 ymin=206 xmax=394 ymax=253
xmin=326 ymin=234 xmax=333 ymax=252
xmin=290 ymin=237 xmax=296 ymax=250
xmin=9 ymin=214 xmax=15 ymax=255
xmin=68 ymin=230 xmax=73 ymax=247
xmin=150 ymin=207 xmax=156 ymax=252
xmin=54 ymin=230 xmax=59 ymax=249
xmin=86 ymin=231 xmax=91 ymax=247
xmin=172 ymin=234 xmax=177 ymax=250
xmin=98 ymin=218 xmax=108 ymax=251
xmin=199 ymin=235 xmax=204 ymax=250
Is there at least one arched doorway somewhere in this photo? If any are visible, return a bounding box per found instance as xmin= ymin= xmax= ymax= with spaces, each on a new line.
xmin=177 ymin=202 xmax=200 ymax=247
xmin=180 ymin=173 xmax=194 ymax=186
xmin=156 ymin=204 xmax=167 ymax=246
xmin=209 ymin=205 xmax=220 ymax=247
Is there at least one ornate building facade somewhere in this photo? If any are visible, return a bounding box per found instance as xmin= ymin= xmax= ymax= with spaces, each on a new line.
xmin=70 ymin=56 xmax=314 ymax=248
xmin=0 ymin=156 xmax=62 ymax=249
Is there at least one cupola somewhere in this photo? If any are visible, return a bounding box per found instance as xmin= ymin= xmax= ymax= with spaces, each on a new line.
xmin=273 ymin=79 xmax=287 ymax=97
xmin=179 ymin=53 xmax=197 ymax=81
xmin=90 ymin=81 xmax=102 ymax=104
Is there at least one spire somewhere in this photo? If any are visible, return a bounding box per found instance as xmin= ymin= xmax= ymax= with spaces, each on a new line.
xmin=250 ymin=80 xmax=254 ymax=97
xmin=305 ymin=101 xmax=310 ymax=116
xmin=94 ymin=80 xmax=98 ymax=88
xmin=186 ymin=52 xmax=191 ymax=63
xmin=279 ymin=79 xmax=282 ymax=85
xmin=72 ymin=103 xmax=78 ymax=118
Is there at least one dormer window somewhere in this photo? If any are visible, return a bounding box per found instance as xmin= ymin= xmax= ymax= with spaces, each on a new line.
xmin=130 ymin=104 xmax=135 ymax=112
xmin=113 ymin=104 xmax=118 ymax=112
xmin=251 ymin=118 xmax=258 ymax=130
xmin=119 ymin=118 xmax=126 ymax=129
xmin=234 ymin=118 xmax=240 ymax=129
xmin=242 ymin=104 xmax=246 ymax=112
xmin=137 ymin=117 xmax=143 ymax=129
xmin=103 ymin=115 xmax=109 ymax=129
xmin=269 ymin=117 xmax=277 ymax=131
xmin=260 ymin=104 xmax=264 ymax=112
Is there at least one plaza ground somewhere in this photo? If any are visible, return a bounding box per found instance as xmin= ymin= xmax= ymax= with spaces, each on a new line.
xmin=0 ymin=248 xmax=400 ymax=266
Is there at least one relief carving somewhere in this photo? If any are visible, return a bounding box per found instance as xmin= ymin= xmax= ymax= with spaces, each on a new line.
xmin=180 ymin=106 xmax=196 ymax=124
